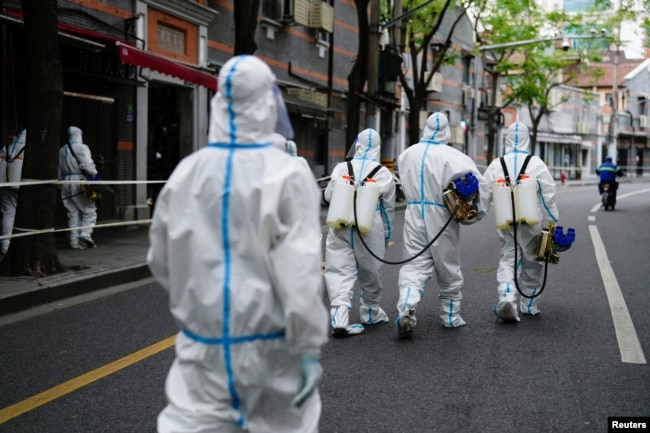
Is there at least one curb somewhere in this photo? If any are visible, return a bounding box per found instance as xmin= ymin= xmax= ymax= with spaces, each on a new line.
xmin=0 ymin=264 xmax=151 ymax=316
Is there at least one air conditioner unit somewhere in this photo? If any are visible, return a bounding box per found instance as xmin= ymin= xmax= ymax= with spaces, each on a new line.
xmin=426 ymin=72 xmax=443 ymax=93
xmin=640 ymin=115 xmax=649 ymax=128
xmin=313 ymin=91 xmax=328 ymax=108
xmin=280 ymin=0 xmax=310 ymax=27
xmin=309 ymin=1 xmax=334 ymax=33
xmin=577 ymin=121 xmax=589 ymax=134
xmin=463 ymin=86 xmax=474 ymax=105
xmin=451 ymin=125 xmax=465 ymax=145
xmin=287 ymin=87 xmax=315 ymax=104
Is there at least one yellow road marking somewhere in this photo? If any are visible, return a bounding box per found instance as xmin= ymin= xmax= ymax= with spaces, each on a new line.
xmin=0 ymin=335 xmax=176 ymax=424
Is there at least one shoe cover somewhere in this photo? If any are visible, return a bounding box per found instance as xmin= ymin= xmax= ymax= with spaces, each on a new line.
xmin=359 ymin=304 xmax=389 ymax=325
xmin=520 ymin=300 xmax=541 ymax=316
xmin=79 ymin=236 xmax=96 ymax=248
xmin=330 ymin=306 xmax=365 ymax=337
xmin=396 ymin=306 xmax=416 ymax=339
xmin=440 ymin=299 xmax=465 ymax=328
xmin=494 ymin=300 xmax=520 ymax=322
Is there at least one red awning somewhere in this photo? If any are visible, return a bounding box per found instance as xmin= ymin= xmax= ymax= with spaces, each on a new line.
xmin=116 ymin=42 xmax=217 ymax=91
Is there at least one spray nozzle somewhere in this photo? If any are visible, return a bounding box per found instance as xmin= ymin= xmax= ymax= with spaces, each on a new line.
xmin=552 ymin=226 xmax=576 ymax=251
xmin=453 ymin=172 xmax=479 ymax=199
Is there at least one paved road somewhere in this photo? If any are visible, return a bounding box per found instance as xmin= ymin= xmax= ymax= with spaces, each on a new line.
xmin=0 ymin=182 xmax=648 ymax=432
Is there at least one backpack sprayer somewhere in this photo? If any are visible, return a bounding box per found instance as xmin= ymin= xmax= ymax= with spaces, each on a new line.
xmin=329 ymin=169 xmax=479 ymax=266
xmin=443 ymin=172 xmax=480 ymax=224
xmin=495 ymin=154 xmax=576 ymax=298
xmin=535 ymin=223 xmax=576 ymax=264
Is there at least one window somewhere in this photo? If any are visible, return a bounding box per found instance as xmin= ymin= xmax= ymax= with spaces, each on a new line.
xmin=462 ymin=56 xmax=471 ymax=85
xmin=148 ymin=8 xmax=198 ymax=64
xmin=262 ymin=0 xmax=281 ymax=20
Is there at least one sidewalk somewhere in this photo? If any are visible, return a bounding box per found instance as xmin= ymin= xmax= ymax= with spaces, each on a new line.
xmin=0 ymin=175 xmax=621 ymax=317
xmin=0 ymin=225 xmax=152 ymax=316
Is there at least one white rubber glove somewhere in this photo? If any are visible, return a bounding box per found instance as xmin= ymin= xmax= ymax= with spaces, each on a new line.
xmin=291 ymin=350 xmax=323 ymax=408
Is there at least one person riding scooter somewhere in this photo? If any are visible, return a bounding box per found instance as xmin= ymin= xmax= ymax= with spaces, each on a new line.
xmin=596 ymin=156 xmax=624 ymax=197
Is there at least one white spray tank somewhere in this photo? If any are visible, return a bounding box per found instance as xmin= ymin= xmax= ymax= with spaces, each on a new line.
xmin=354 ymin=180 xmax=381 ymax=234
xmin=492 ymin=178 xmax=513 ymax=230
xmin=326 ymin=177 xmax=355 ymax=229
xmin=514 ymin=174 xmax=540 ymax=225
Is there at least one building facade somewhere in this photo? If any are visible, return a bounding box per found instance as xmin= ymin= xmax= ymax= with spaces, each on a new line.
xmin=1 ymin=0 xmax=647 ymax=231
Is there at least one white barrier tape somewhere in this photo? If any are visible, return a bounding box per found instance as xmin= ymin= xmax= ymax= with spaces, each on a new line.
xmin=0 ymin=179 xmax=169 ymax=188
xmin=3 ymin=219 xmax=152 ymax=241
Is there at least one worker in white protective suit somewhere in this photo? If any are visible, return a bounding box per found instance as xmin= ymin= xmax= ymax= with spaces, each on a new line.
xmin=323 ymin=128 xmax=396 ymax=336
xmin=396 ymin=112 xmax=489 ymax=338
xmin=0 ymin=129 xmax=26 ymax=254
xmin=483 ymin=121 xmax=559 ymax=322
xmin=58 ymin=126 xmax=99 ymax=249
xmin=271 ymin=133 xmax=310 ymax=171
xmin=148 ymin=55 xmax=329 ymax=433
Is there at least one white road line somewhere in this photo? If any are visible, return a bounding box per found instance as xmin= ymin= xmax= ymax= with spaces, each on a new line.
xmin=588 ymin=225 xmax=646 ymax=364
xmin=588 ymin=215 xmax=595 ymax=222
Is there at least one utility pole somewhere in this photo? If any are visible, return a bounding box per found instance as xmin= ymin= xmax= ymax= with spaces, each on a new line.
xmin=365 ymin=0 xmax=380 ymax=131
xmin=608 ymin=44 xmax=619 ymax=162
xmin=379 ymin=0 xmax=402 ymax=170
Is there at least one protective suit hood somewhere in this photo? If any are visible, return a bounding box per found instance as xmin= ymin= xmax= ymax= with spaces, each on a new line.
xmin=68 ymin=126 xmax=83 ymax=144
xmin=420 ymin=112 xmax=451 ymax=144
xmin=504 ymin=122 xmax=530 ymax=154
xmin=208 ymin=55 xmax=285 ymax=146
xmin=352 ymin=128 xmax=381 ymax=162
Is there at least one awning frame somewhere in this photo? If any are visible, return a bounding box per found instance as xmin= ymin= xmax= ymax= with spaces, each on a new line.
xmin=116 ymin=41 xmax=217 ymax=91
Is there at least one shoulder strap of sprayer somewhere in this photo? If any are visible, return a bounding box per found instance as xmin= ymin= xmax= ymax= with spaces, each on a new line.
xmin=7 ymin=146 xmax=25 ymax=164
xmin=67 ymin=142 xmax=82 ymax=167
xmin=346 ymin=160 xmax=382 ymax=185
xmin=499 ymin=154 xmax=533 ymax=186
xmin=363 ymin=164 xmax=382 ymax=183
xmin=346 ymin=160 xmax=355 ymax=185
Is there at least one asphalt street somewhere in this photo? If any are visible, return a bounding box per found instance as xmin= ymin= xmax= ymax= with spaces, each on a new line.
xmin=0 ymin=180 xmax=648 ymax=433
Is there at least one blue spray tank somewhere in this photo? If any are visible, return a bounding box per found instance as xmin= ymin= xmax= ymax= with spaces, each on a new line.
xmin=535 ymin=223 xmax=576 ymax=264
xmin=443 ymin=172 xmax=480 ymax=223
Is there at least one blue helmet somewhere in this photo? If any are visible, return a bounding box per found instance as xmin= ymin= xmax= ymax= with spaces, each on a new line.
xmin=605 ymin=155 xmax=613 ymax=162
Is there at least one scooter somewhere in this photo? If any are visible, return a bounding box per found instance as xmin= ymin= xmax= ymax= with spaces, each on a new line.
xmin=601 ymin=183 xmax=616 ymax=211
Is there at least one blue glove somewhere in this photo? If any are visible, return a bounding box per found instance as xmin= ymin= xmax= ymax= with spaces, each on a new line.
xmin=291 ymin=351 xmax=323 ymax=408
xmin=88 ymin=173 xmax=102 ymax=181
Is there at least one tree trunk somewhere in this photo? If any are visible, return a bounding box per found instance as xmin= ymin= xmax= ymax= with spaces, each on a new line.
xmin=346 ymin=0 xmax=370 ymax=150
xmin=0 ymin=0 xmax=66 ymax=276
xmin=408 ymin=98 xmax=422 ymax=145
xmin=234 ymin=0 xmax=260 ymax=55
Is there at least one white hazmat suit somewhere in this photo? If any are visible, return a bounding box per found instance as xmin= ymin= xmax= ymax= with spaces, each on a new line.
xmin=483 ymin=122 xmax=558 ymax=321
xmin=148 ymin=55 xmax=329 ymax=433
xmin=0 ymin=129 xmax=26 ymax=254
xmin=396 ymin=113 xmax=489 ymax=337
xmin=58 ymin=126 xmax=98 ymax=249
xmin=323 ymin=128 xmax=396 ymax=336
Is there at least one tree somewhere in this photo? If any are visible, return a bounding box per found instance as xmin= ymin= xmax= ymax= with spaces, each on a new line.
xmin=508 ymin=35 xmax=604 ymax=154
xmin=397 ymin=0 xmax=474 ymax=145
xmin=473 ymin=0 xmax=541 ymax=162
xmin=234 ymin=0 xmax=261 ymax=55
xmin=0 ymin=0 xmax=66 ymax=276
